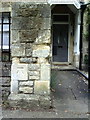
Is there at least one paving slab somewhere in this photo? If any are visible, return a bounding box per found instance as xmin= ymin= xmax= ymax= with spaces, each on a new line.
xmin=51 ymin=70 xmax=88 ymax=118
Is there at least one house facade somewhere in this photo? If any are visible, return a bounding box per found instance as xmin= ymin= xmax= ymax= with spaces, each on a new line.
xmin=0 ymin=0 xmax=86 ymax=107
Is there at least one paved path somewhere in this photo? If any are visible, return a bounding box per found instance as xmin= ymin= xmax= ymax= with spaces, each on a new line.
xmin=2 ymin=70 xmax=89 ymax=119
xmin=51 ymin=70 xmax=89 ymax=118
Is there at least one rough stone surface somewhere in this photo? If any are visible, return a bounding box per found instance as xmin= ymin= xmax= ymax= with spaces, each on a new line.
xmin=19 ymin=30 xmax=38 ymax=43
xmin=29 ymin=76 xmax=39 ymax=80
xmin=19 ymin=81 xmax=34 ymax=87
xmin=19 ymin=87 xmax=33 ymax=94
xmin=25 ymin=49 xmax=32 ymax=57
xmin=0 ymin=63 xmax=11 ymax=102
xmin=32 ymin=58 xmax=37 ymax=63
xmin=34 ymin=81 xmax=50 ymax=95
xmin=11 ymin=44 xmax=25 ymax=57
xmin=28 ymin=64 xmax=40 ymax=71
xmin=39 ymin=95 xmax=51 ymax=108
xmin=20 ymin=58 xmax=32 ymax=63
xmin=37 ymin=58 xmax=48 ymax=64
xmin=32 ymin=45 xmax=50 ymax=58
xmin=29 ymin=71 xmax=39 ymax=76
xmin=41 ymin=64 xmax=50 ymax=81
xmin=35 ymin=30 xmax=51 ymax=44
xmin=17 ymin=64 xmax=28 ymax=80
xmin=11 ymin=64 xmax=18 ymax=81
xmin=73 ymin=54 xmax=79 ymax=68
xmin=1 ymin=2 xmax=11 ymax=12
xmin=8 ymin=94 xmax=51 ymax=109
xmin=2 ymin=87 xmax=10 ymax=98
xmin=26 ymin=43 xmax=32 ymax=49
xmin=12 ymin=17 xmax=42 ymax=30
xmin=1 ymin=77 xmax=11 ymax=101
xmin=40 ymin=18 xmax=51 ymax=30
xmin=1 ymin=77 xmax=11 ymax=86
xmin=1 ymin=62 xmax=11 ymax=77
xmin=11 ymin=64 xmax=28 ymax=80
xmin=10 ymin=3 xmax=51 ymax=100
xmin=12 ymin=57 xmax=20 ymax=64
xmin=11 ymin=30 xmax=19 ymax=44
xmin=12 ymin=3 xmax=51 ymax=18
xmin=11 ymin=80 xmax=18 ymax=94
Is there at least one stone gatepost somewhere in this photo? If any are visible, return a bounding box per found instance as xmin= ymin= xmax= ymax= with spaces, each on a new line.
xmin=8 ymin=2 xmax=51 ymax=108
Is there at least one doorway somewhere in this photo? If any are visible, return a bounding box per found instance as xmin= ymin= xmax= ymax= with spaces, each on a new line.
xmin=53 ymin=24 xmax=69 ymax=62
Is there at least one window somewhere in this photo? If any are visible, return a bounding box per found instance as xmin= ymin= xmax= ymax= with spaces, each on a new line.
xmin=0 ymin=12 xmax=11 ymax=62
xmin=53 ymin=15 xmax=69 ymax=22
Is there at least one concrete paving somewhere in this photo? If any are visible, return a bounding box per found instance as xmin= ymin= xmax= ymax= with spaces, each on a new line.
xmin=1 ymin=70 xmax=89 ymax=119
xmin=51 ymin=70 xmax=89 ymax=118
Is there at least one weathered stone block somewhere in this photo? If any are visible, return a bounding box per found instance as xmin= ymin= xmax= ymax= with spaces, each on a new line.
xmin=32 ymin=45 xmax=50 ymax=58
xmin=35 ymin=30 xmax=51 ymax=44
xmin=11 ymin=30 xmax=19 ymax=43
xmin=40 ymin=18 xmax=51 ymax=30
xmin=11 ymin=44 xmax=25 ymax=57
xmin=37 ymin=58 xmax=48 ymax=64
xmin=12 ymin=17 xmax=42 ymax=30
xmin=12 ymin=17 xmax=51 ymax=31
xmin=19 ymin=81 xmax=33 ymax=87
xmin=26 ymin=49 xmax=32 ymax=57
xmin=19 ymin=30 xmax=38 ymax=43
xmin=12 ymin=3 xmax=51 ymax=18
xmin=8 ymin=94 xmax=51 ymax=109
xmin=11 ymin=80 xmax=18 ymax=94
xmin=9 ymin=94 xmax=39 ymax=101
xmin=26 ymin=43 xmax=32 ymax=49
xmin=11 ymin=64 xmax=18 ymax=81
xmin=34 ymin=81 xmax=50 ymax=95
xmin=41 ymin=64 xmax=50 ymax=81
xmin=2 ymin=87 xmax=10 ymax=99
xmin=14 ymin=8 xmax=39 ymax=17
xmin=9 ymin=3 xmax=51 ymax=106
xmin=29 ymin=76 xmax=39 ymax=80
xmin=29 ymin=71 xmax=39 ymax=76
xmin=39 ymin=4 xmax=51 ymax=18
xmin=20 ymin=58 xmax=32 ymax=63
xmin=1 ymin=2 xmax=11 ymax=12
xmin=32 ymin=58 xmax=37 ymax=63
xmin=28 ymin=64 xmax=40 ymax=71
xmin=12 ymin=3 xmax=38 ymax=17
xmin=39 ymin=96 xmax=51 ymax=108
xmin=12 ymin=57 xmax=20 ymax=64
xmin=19 ymin=87 xmax=33 ymax=94
xmin=8 ymin=94 xmax=52 ymax=109
xmin=20 ymin=57 xmax=37 ymax=63
xmin=2 ymin=2 xmax=11 ymax=9
xmin=17 ymin=64 xmax=28 ymax=80
xmin=11 ymin=64 xmax=28 ymax=81
xmin=2 ymin=77 xmax=11 ymax=86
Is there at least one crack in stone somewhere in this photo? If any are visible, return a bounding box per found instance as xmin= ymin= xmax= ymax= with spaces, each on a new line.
xmin=70 ymin=88 xmax=77 ymax=100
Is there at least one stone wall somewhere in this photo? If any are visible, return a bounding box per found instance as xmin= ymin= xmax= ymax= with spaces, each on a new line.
xmin=0 ymin=62 xmax=11 ymax=104
xmin=11 ymin=3 xmax=51 ymax=96
xmin=0 ymin=2 xmax=11 ymax=12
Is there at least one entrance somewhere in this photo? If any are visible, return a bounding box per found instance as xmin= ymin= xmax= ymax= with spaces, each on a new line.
xmin=53 ymin=24 xmax=69 ymax=62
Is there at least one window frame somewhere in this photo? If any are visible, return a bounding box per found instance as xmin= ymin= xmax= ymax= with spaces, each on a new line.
xmin=1 ymin=12 xmax=11 ymax=62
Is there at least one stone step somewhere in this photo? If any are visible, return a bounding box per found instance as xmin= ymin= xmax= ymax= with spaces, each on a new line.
xmin=8 ymin=94 xmax=52 ymax=109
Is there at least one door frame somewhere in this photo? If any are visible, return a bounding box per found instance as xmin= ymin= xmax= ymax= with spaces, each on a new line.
xmin=52 ymin=13 xmax=70 ymax=64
